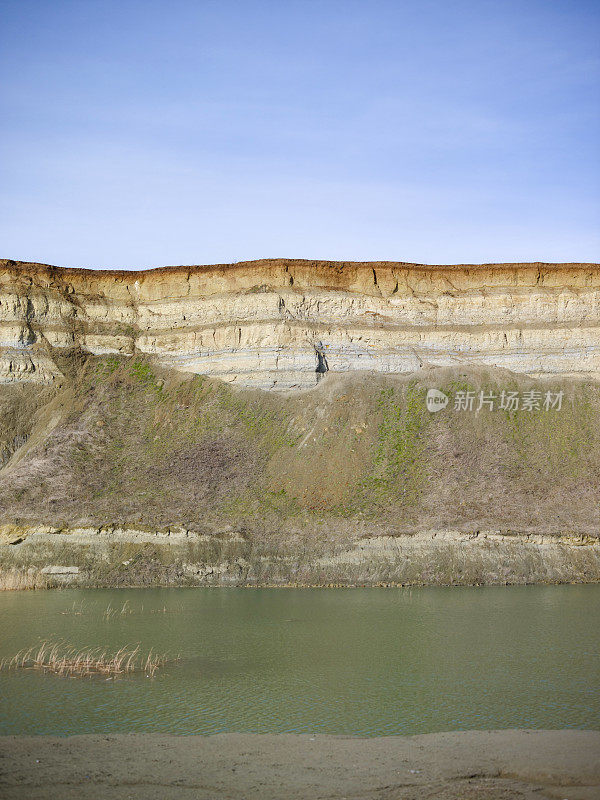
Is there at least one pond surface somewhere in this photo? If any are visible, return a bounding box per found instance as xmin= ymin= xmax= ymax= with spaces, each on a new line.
xmin=0 ymin=586 xmax=598 ymax=736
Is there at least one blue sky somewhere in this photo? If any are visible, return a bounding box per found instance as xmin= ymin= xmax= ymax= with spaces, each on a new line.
xmin=1 ymin=0 xmax=598 ymax=268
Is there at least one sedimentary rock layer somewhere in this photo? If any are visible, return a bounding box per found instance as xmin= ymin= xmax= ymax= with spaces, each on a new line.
xmin=1 ymin=525 xmax=599 ymax=588
xmin=1 ymin=259 xmax=599 ymax=389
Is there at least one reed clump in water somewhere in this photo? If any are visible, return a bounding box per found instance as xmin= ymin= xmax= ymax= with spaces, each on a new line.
xmin=102 ymin=600 xmax=136 ymax=619
xmin=1 ymin=640 xmax=170 ymax=677
xmin=58 ymin=602 xmax=185 ymax=618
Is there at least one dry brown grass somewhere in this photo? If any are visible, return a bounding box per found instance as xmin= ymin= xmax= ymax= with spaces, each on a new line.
xmin=0 ymin=568 xmax=44 ymax=591
xmin=1 ymin=640 xmax=171 ymax=677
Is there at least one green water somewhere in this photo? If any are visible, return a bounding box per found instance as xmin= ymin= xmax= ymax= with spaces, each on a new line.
xmin=0 ymin=586 xmax=598 ymax=736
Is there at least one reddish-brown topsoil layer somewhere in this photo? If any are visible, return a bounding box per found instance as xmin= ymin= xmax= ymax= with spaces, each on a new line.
xmin=2 ymin=257 xmax=599 ymax=279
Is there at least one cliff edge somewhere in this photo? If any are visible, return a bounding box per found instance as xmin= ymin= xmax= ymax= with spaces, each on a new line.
xmin=2 ymin=258 xmax=599 ymax=389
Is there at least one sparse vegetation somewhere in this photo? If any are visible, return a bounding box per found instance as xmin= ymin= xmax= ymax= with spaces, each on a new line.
xmin=1 ymin=640 xmax=172 ymax=677
xmin=0 ymin=355 xmax=599 ymax=587
xmin=59 ymin=601 xmax=185 ymax=616
xmin=103 ymin=600 xmax=136 ymax=619
xmin=366 ymin=382 xmax=429 ymax=505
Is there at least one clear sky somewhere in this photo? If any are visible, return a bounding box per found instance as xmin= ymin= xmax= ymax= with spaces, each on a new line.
xmin=1 ymin=0 xmax=599 ymax=269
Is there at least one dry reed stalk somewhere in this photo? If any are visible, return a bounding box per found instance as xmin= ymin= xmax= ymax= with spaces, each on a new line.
xmin=0 ymin=640 xmax=170 ymax=677
xmin=0 ymin=568 xmax=44 ymax=591
xmin=102 ymin=601 xmax=140 ymax=619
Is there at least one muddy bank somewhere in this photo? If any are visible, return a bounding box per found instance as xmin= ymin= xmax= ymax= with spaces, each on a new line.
xmin=1 ymin=526 xmax=599 ymax=588
xmin=1 ymin=729 xmax=598 ymax=799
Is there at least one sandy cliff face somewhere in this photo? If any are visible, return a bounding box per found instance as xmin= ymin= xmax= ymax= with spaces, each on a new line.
xmin=1 ymin=259 xmax=599 ymax=389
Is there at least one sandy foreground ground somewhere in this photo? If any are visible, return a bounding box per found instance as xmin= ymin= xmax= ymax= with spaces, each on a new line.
xmin=0 ymin=730 xmax=599 ymax=800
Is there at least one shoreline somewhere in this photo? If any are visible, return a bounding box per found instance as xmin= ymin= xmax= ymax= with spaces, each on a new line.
xmin=2 ymin=580 xmax=600 ymax=591
xmin=2 ymin=527 xmax=599 ymax=590
xmin=1 ymin=729 xmax=599 ymax=799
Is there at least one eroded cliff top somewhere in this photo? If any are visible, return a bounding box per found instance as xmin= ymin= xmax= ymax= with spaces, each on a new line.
xmin=3 ymin=257 xmax=600 ymax=311
xmin=2 ymin=256 xmax=599 ymax=281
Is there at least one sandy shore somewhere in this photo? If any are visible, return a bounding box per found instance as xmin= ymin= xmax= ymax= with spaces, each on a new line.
xmin=1 ymin=729 xmax=599 ymax=799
